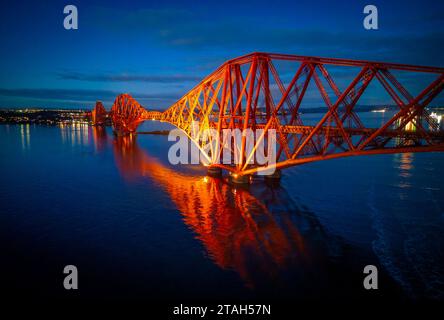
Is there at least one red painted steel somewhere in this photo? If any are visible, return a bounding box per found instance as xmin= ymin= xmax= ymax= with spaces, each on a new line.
xmin=91 ymin=101 xmax=107 ymax=125
xmin=92 ymin=52 xmax=444 ymax=175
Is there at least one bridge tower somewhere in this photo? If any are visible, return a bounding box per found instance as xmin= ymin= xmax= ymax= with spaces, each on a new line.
xmin=91 ymin=101 xmax=107 ymax=126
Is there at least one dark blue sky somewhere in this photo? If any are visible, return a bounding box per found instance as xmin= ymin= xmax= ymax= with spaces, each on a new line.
xmin=0 ymin=0 xmax=443 ymax=109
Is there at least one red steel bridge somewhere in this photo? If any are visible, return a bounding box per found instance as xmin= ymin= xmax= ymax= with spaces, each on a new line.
xmin=91 ymin=52 xmax=444 ymax=180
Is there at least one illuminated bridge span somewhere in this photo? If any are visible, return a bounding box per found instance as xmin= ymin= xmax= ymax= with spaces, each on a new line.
xmin=112 ymin=134 xmax=310 ymax=288
xmin=92 ymin=52 xmax=444 ymax=180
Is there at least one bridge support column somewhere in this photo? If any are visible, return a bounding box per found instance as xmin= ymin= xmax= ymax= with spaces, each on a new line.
xmin=229 ymin=173 xmax=250 ymax=185
xmin=207 ymin=166 xmax=222 ymax=177
xmin=264 ymin=169 xmax=281 ymax=186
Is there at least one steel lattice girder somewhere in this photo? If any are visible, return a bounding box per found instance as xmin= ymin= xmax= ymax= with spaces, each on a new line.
xmin=97 ymin=53 xmax=444 ymax=175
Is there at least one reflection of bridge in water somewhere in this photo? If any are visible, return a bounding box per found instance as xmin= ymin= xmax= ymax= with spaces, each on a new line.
xmin=93 ymin=128 xmax=333 ymax=289
xmin=91 ymin=53 xmax=444 ymax=183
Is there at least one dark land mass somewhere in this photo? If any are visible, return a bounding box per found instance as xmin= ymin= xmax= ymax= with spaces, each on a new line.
xmin=0 ymin=105 xmax=442 ymax=125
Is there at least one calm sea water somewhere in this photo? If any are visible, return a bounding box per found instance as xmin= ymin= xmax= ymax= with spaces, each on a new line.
xmin=1 ymin=112 xmax=443 ymax=302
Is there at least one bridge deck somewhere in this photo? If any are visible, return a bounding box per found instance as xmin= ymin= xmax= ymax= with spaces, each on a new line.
xmin=143 ymin=114 xmax=444 ymax=140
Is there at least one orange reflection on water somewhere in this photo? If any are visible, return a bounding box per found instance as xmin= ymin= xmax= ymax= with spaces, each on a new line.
xmin=111 ymin=135 xmax=310 ymax=288
xmin=90 ymin=126 xmax=108 ymax=152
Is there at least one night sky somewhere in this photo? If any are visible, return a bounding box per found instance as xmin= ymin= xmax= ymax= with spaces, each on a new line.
xmin=0 ymin=0 xmax=443 ymax=109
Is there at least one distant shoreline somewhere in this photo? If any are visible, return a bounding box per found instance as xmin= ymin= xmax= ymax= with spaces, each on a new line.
xmin=1 ymin=106 xmax=443 ymax=126
xmin=0 ymin=105 xmax=443 ymax=113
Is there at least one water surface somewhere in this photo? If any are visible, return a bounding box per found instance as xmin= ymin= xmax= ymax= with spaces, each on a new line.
xmin=0 ymin=114 xmax=443 ymax=301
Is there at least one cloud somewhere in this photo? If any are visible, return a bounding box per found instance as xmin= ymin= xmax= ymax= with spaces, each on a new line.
xmin=88 ymin=6 xmax=444 ymax=66
xmin=160 ymin=27 xmax=444 ymax=66
xmin=56 ymin=71 xmax=202 ymax=83
xmin=0 ymin=88 xmax=182 ymax=108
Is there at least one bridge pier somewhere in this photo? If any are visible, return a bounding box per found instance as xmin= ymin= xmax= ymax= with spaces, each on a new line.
xmin=264 ymin=169 xmax=281 ymax=186
xmin=207 ymin=166 xmax=222 ymax=177
xmin=229 ymin=173 xmax=251 ymax=185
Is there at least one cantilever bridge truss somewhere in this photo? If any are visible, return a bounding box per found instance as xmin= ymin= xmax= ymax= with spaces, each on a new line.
xmin=92 ymin=52 xmax=444 ymax=176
